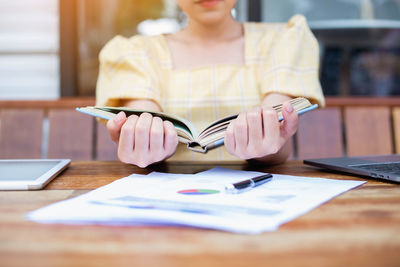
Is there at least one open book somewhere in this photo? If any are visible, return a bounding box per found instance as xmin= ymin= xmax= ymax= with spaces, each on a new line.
xmin=76 ymin=97 xmax=318 ymax=153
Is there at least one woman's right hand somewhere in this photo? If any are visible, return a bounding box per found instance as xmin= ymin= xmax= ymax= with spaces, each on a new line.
xmin=107 ymin=111 xmax=179 ymax=168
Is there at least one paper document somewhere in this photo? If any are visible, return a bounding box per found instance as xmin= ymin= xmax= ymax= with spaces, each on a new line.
xmin=26 ymin=168 xmax=365 ymax=234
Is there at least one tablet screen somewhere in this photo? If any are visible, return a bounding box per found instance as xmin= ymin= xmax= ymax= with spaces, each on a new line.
xmin=0 ymin=159 xmax=70 ymax=190
xmin=0 ymin=160 xmax=65 ymax=181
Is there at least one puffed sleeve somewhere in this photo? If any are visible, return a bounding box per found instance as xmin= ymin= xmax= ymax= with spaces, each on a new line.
xmin=258 ymin=15 xmax=325 ymax=106
xmin=96 ymin=35 xmax=162 ymax=107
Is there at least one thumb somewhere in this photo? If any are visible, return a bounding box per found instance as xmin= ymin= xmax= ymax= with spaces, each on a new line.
xmin=280 ymin=101 xmax=298 ymax=139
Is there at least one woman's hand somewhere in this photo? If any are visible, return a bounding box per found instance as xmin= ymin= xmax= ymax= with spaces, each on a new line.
xmin=224 ymin=101 xmax=298 ymax=162
xmin=107 ymin=111 xmax=178 ymax=168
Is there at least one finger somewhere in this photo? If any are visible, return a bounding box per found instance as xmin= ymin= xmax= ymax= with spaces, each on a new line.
xmin=118 ymin=114 xmax=138 ymax=158
xmin=135 ymin=113 xmax=152 ymax=152
xmin=107 ymin=111 xmax=126 ymax=143
xmin=149 ymin=116 xmax=164 ymax=152
xmin=224 ymin=121 xmax=236 ymax=154
xmin=262 ymin=107 xmax=280 ymax=148
xmin=233 ymin=112 xmax=248 ymax=154
xmin=281 ymin=101 xmax=298 ymax=139
xmin=247 ymin=107 xmax=263 ymax=149
xmin=163 ymin=120 xmax=178 ymax=156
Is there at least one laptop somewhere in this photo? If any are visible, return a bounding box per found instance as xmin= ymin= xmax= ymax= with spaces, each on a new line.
xmin=304 ymin=154 xmax=400 ymax=183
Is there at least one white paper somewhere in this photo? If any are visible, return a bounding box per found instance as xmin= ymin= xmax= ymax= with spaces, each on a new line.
xmin=26 ymin=168 xmax=365 ymax=234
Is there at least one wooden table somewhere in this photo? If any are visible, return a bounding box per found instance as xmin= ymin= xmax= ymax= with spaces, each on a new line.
xmin=1 ymin=161 xmax=399 ymax=267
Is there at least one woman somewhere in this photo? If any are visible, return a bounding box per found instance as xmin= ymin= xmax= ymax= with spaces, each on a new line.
xmin=97 ymin=0 xmax=325 ymax=167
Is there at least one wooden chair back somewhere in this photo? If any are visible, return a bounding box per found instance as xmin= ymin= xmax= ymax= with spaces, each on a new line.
xmin=0 ymin=109 xmax=43 ymax=159
xmin=295 ymin=97 xmax=400 ymax=159
xmin=1 ymin=97 xmax=400 ymax=161
xmin=0 ymin=98 xmax=117 ymax=161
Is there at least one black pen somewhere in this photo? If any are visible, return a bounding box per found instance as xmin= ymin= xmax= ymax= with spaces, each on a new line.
xmin=225 ymin=173 xmax=273 ymax=194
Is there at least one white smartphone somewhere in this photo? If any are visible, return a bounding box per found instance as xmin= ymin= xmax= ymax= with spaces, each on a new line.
xmin=0 ymin=159 xmax=71 ymax=190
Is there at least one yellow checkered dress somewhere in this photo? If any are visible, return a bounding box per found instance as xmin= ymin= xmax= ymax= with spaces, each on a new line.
xmin=96 ymin=15 xmax=325 ymax=161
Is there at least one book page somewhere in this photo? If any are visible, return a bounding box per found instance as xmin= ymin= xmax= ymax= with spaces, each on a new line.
xmin=79 ymin=106 xmax=199 ymax=141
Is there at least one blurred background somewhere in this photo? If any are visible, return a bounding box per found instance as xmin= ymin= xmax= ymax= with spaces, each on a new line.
xmin=0 ymin=0 xmax=399 ymax=99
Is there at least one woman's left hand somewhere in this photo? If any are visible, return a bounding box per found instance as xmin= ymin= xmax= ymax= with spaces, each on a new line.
xmin=224 ymin=101 xmax=298 ymax=160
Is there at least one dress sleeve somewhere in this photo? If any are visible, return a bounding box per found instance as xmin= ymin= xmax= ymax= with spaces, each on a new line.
xmin=96 ymin=35 xmax=162 ymax=107
xmin=258 ymin=15 xmax=325 ymax=107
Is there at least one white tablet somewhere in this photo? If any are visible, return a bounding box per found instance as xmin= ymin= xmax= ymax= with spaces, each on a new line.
xmin=0 ymin=159 xmax=71 ymax=190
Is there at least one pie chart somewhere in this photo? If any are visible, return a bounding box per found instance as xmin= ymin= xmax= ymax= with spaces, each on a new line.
xmin=177 ymin=189 xmax=220 ymax=195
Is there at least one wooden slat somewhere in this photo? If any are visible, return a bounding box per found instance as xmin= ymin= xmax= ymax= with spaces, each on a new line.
xmin=0 ymin=109 xmax=43 ymax=159
xmin=0 ymin=55 xmax=60 ymax=100
xmin=326 ymin=97 xmax=400 ymax=107
xmin=48 ymin=109 xmax=93 ymax=160
xmin=2 ymin=97 xmax=400 ymax=109
xmin=344 ymin=107 xmax=393 ymax=156
xmin=96 ymin=121 xmax=118 ymax=161
xmin=296 ymin=108 xmax=344 ymax=159
xmin=392 ymin=108 xmax=400 ymax=154
xmin=0 ymin=97 xmax=94 ymax=109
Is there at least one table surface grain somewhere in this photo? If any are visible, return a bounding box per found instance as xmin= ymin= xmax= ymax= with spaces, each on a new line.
xmin=0 ymin=161 xmax=399 ymax=267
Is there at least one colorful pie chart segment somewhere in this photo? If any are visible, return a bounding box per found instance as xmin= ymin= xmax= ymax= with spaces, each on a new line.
xmin=177 ymin=189 xmax=220 ymax=195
